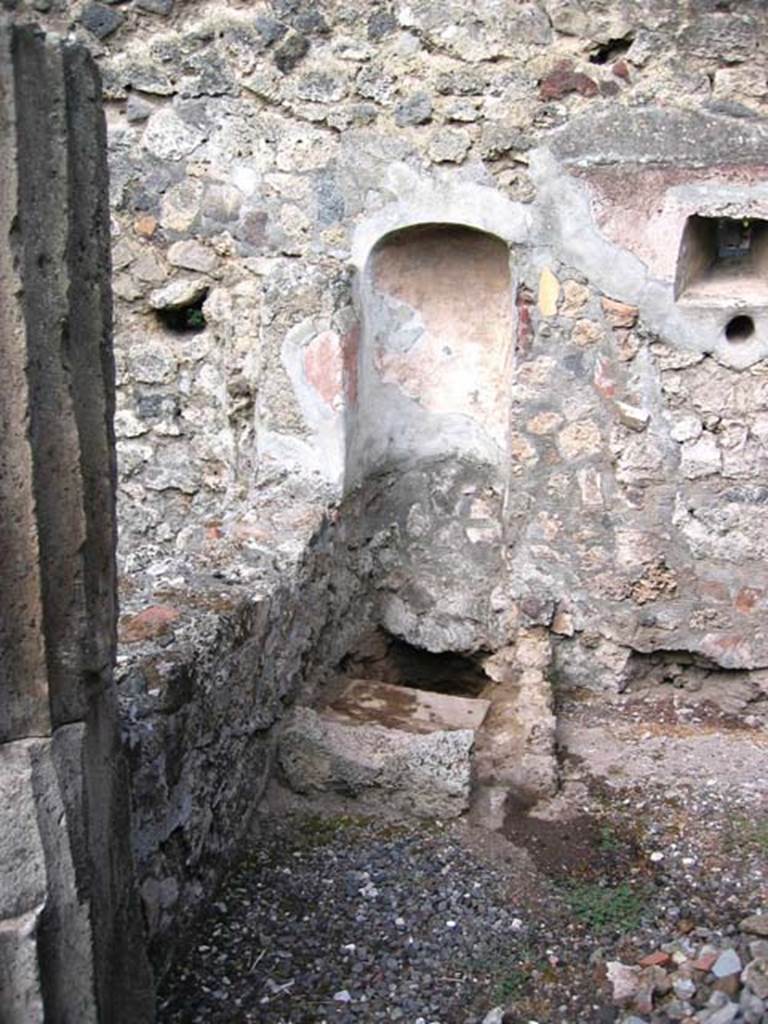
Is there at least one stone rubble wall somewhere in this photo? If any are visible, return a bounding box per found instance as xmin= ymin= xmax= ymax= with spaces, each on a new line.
xmin=120 ymin=511 xmax=372 ymax=973
xmin=3 ymin=0 xmax=763 ymax=678
xmin=6 ymin=0 xmax=766 ymax=580
xmin=5 ymin=0 xmax=768 ymax=981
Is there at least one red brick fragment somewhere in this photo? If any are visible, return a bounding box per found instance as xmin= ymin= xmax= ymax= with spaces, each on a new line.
xmin=639 ymin=951 xmax=672 ymax=968
xmin=735 ymin=586 xmax=762 ymax=612
xmin=539 ymin=68 xmax=598 ymax=100
xmin=119 ymin=604 xmax=181 ymax=643
xmin=613 ymin=60 xmax=630 ymax=80
xmin=691 ymin=953 xmax=718 ymax=972
xmin=516 ymin=284 xmax=535 ymax=353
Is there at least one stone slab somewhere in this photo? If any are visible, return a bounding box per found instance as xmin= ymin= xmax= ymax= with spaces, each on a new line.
xmin=279 ymin=705 xmax=476 ymax=819
xmin=0 ymin=741 xmax=47 ymax=922
xmin=550 ymin=107 xmax=768 ymax=169
xmin=326 ymin=679 xmax=490 ymax=735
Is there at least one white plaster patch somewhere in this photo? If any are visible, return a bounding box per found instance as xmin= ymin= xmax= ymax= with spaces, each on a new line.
xmin=280 ymin=319 xmax=345 ymax=486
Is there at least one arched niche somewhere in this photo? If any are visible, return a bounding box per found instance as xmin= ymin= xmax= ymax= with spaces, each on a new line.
xmin=346 ymin=222 xmax=516 ymax=488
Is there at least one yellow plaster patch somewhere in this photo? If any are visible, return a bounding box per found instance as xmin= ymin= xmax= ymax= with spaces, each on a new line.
xmin=538 ymin=267 xmax=560 ymax=317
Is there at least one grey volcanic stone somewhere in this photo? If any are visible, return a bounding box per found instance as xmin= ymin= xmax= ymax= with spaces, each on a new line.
xmin=255 ymin=15 xmax=287 ymax=46
xmin=135 ymin=0 xmax=173 ymax=13
xmin=0 ymin=24 xmax=153 ymax=1022
xmin=293 ymin=9 xmax=329 ymax=35
xmin=125 ymin=93 xmax=154 ymax=122
xmin=551 ymin=106 xmax=768 ymax=168
xmin=368 ymin=10 xmax=397 ymax=39
xmin=80 ymin=2 xmax=125 ymax=37
xmin=394 ymin=91 xmax=433 ymax=126
xmin=273 ymin=31 xmax=310 ymax=72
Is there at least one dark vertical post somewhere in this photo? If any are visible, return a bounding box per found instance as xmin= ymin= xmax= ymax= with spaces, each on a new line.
xmin=0 ymin=22 xmax=154 ymax=1023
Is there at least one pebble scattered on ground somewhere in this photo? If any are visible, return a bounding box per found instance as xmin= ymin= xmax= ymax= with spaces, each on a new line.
xmin=156 ymin=696 xmax=768 ymax=1024
xmin=157 ymin=817 xmax=527 ymax=1023
xmin=609 ymin=915 xmax=768 ymax=1024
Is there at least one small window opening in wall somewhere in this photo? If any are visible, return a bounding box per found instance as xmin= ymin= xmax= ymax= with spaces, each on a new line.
xmin=725 ymin=314 xmax=755 ymax=343
xmin=155 ymin=290 xmax=209 ymax=333
xmin=675 ymin=215 xmax=768 ymax=301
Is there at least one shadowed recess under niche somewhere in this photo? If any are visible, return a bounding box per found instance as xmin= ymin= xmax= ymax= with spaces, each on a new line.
xmin=340 ymin=628 xmax=489 ymax=698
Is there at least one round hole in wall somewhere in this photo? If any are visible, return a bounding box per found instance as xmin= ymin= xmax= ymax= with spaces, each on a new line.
xmin=724 ymin=314 xmax=755 ymax=343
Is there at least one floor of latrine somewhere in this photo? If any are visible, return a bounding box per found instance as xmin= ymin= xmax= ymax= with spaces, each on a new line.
xmin=156 ymin=693 xmax=767 ymax=1024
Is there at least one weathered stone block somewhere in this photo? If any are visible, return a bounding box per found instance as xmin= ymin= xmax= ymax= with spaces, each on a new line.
xmin=279 ymin=682 xmax=488 ymax=819
xmin=0 ymin=910 xmax=44 ymax=1024
xmin=681 ymin=434 xmax=722 ymax=479
xmin=142 ymin=107 xmax=205 ymax=161
xmin=394 ymin=91 xmax=433 ymax=126
xmin=149 ymin=277 xmax=208 ymax=311
xmin=428 ymin=127 xmax=470 ymax=164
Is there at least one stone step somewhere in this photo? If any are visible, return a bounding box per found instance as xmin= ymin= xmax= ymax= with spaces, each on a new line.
xmin=279 ymin=682 xmax=491 ymax=819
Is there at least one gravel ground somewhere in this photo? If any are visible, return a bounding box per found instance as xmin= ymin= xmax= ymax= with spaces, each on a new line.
xmin=157 ymin=697 xmax=767 ymax=1024
xmin=157 ymin=816 xmax=529 ymax=1024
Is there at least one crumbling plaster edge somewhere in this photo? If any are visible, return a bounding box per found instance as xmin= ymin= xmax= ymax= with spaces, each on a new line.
xmin=349 ymin=164 xmax=532 ymax=273
xmin=348 ymin=154 xmax=768 ymax=371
